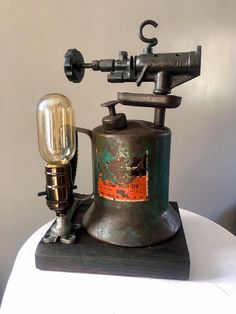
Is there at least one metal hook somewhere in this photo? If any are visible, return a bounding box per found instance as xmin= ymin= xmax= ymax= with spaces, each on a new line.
xmin=139 ymin=20 xmax=158 ymax=51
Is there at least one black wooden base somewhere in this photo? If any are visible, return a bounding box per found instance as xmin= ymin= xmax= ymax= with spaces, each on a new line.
xmin=35 ymin=201 xmax=190 ymax=280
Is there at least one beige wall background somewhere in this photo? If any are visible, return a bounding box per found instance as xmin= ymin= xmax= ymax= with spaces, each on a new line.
xmin=1 ymin=0 xmax=236 ymax=303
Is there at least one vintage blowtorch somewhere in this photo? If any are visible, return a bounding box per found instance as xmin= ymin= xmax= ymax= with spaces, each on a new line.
xmin=35 ymin=20 xmax=202 ymax=279
xmin=36 ymin=20 xmax=202 ymax=247
xmin=60 ymin=20 xmax=201 ymax=247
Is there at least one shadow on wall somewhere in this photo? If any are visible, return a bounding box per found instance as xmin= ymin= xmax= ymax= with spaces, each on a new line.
xmin=217 ymin=205 xmax=236 ymax=236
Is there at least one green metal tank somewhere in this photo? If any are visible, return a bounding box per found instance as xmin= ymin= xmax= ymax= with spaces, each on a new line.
xmin=83 ymin=104 xmax=181 ymax=247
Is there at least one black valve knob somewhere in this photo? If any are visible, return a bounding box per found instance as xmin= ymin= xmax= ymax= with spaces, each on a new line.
xmin=64 ymin=49 xmax=85 ymax=83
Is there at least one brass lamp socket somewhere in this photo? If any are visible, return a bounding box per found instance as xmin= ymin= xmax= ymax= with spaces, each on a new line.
xmin=45 ymin=164 xmax=74 ymax=215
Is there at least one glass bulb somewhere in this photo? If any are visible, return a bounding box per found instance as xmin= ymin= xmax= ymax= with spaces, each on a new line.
xmin=36 ymin=93 xmax=76 ymax=165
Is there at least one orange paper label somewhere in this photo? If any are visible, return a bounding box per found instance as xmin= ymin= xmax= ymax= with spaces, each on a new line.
xmin=98 ymin=175 xmax=148 ymax=202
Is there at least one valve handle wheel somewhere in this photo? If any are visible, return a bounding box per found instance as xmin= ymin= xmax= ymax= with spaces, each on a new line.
xmin=64 ymin=49 xmax=85 ymax=83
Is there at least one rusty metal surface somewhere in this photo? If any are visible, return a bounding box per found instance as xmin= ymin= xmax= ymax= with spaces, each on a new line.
xmin=83 ymin=120 xmax=181 ymax=247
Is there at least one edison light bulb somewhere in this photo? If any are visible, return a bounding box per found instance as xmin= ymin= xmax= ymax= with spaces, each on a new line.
xmin=36 ymin=93 xmax=75 ymax=165
xmin=37 ymin=93 xmax=76 ymax=215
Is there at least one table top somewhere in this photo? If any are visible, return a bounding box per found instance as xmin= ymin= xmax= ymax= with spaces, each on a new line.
xmin=1 ymin=209 xmax=236 ymax=314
